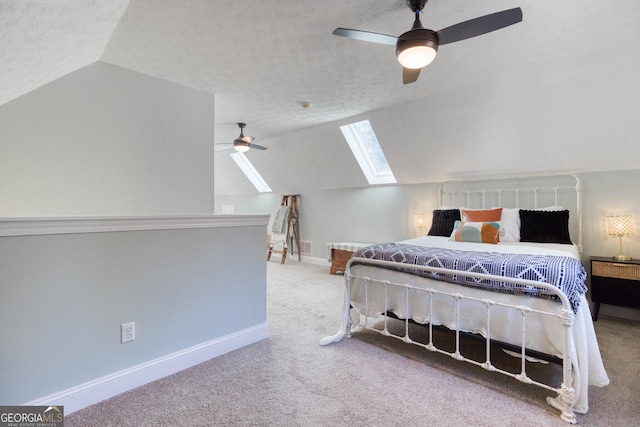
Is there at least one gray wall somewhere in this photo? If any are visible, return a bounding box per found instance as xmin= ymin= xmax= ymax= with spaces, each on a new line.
xmin=218 ymin=172 xmax=637 ymax=258
xmin=0 ymin=223 xmax=266 ymax=404
xmin=216 ymin=169 xmax=640 ymax=321
xmin=0 ymin=62 xmax=269 ymax=407
xmin=216 ymin=184 xmax=433 ymax=249
xmin=0 ymin=62 xmax=215 ymax=216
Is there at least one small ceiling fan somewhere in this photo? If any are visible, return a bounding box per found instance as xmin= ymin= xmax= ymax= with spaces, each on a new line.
xmin=333 ymin=0 xmax=522 ymax=84
xmin=215 ymin=123 xmax=267 ymax=152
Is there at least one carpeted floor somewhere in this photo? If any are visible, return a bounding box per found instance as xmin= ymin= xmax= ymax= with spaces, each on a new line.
xmin=66 ymin=260 xmax=639 ymax=426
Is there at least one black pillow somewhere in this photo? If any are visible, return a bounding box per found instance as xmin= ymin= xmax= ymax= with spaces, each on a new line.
xmin=519 ymin=209 xmax=572 ymax=244
xmin=428 ymin=209 xmax=461 ymax=237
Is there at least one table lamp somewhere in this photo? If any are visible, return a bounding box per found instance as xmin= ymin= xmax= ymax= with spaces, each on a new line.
xmin=414 ymin=214 xmax=427 ymax=236
xmin=606 ymin=214 xmax=634 ymax=261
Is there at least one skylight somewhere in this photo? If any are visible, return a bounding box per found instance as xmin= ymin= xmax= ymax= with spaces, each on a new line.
xmin=230 ymin=152 xmax=272 ymax=193
xmin=340 ymin=120 xmax=396 ymax=185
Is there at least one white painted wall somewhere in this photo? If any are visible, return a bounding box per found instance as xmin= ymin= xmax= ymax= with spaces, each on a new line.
xmin=215 ymin=22 xmax=640 ymax=196
xmin=0 ymin=62 xmax=215 ymax=216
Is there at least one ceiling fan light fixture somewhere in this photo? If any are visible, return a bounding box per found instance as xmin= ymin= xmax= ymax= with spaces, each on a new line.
xmin=396 ymin=30 xmax=439 ymax=69
xmin=397 ymin=45 xmax=437 ymax=69
xmin=333 ymin=3 xmax=522 ymax=84
xmin=234 ymin=141 xmax=250 ymax=152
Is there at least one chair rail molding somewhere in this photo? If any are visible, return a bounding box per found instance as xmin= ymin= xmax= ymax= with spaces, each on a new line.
xmin=0 ymin=214 xmax=269 ymax=237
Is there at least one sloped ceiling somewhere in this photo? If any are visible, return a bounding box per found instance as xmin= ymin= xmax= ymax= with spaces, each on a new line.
xmin=101 ymin=0 xmax=540 ymax=145
xmin=2 ymin=1 xmax=640 ymax=195
xmin=0 ymin=0 xmax=129 ymax=106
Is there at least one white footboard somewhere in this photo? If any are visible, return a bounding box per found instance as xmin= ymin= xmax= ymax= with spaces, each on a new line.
xmin=321 ymin=257 xmax=578 ymax=424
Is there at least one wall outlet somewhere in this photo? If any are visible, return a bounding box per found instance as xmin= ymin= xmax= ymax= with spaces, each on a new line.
xmin=121 ymin=322 xmax=135 ymax=343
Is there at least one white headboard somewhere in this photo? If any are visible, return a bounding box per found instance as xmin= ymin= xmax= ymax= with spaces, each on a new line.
xmin=439 ymin=174 xmax=582 ymax=253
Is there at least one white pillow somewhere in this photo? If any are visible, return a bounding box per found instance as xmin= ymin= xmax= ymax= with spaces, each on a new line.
xmin=493 ymin=207 xmax=520 ymax=242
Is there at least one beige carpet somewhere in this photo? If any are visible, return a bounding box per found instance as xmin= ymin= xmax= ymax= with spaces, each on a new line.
xmin=67 ymin=260 xmax=639 ymax=426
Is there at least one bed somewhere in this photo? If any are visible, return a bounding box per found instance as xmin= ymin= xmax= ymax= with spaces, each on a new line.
xmin=320 ymin=174 xmax=609 ymax=424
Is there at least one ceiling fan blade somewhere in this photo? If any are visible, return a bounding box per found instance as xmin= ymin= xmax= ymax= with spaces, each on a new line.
xmin=402 ymin=67 xmax=421 ymax=84
xmin=214 ymin=143 xmax=233 ymax=152
xmin=437 ymin=8 xmax=522 ymax=46
xmin=249 ymin=143 xmax=267 ymax=151
xmin=333 ymin=28 xmax=397 ymax=46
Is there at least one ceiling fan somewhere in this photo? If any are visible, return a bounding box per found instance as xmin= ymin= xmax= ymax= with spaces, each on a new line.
xmin=333 ymin=0 xmax=522 ymax=84
xmin=215 ymin=123 xmax=267 ymax=152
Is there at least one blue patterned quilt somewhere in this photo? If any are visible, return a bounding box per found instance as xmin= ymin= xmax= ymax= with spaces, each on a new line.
xmin=353 ymin=243 xmax=587 ymax=313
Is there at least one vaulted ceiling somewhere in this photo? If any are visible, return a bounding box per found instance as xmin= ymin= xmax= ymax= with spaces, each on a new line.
xmin=2 ymin=0 xmax=639 ymax=195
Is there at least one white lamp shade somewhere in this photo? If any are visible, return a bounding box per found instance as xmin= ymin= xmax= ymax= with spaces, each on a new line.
xmin=606 ymin=215 xmax=634 ymax=236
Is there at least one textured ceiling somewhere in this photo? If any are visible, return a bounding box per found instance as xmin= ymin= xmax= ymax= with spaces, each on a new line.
xmin=1 ymin=0 xmax=638 ymax=149
xmin=0 ymin=0 xmax=129 ymax=106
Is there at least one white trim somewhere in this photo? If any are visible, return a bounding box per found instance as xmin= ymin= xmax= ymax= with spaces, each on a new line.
xmin=300 ymin=255 xmax=330 ymax=266
xmin=26 ymin=323 xmax=269 ymax=414
xmin=0 ymin=214 xmax=270 ymax=237
xmin=266 ymin=256 xmax=327 ymax=266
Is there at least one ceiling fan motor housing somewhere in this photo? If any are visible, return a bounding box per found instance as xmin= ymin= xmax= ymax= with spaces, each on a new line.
xmin=396 ymin=29 xmax=439 ymax=69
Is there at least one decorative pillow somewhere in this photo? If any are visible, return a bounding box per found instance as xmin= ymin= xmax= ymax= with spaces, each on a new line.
xmin=519 ymin=209 xmax=572 ymax=244
xmin=449 ymin=221 xmax=501 ymax=244
xmin=427 ymin=209 xmax=461 ymax=237
xmin=461 ymin=208 xmax=503 ymax=222
xmin=494 ymin=207 xmax=520 ymax=242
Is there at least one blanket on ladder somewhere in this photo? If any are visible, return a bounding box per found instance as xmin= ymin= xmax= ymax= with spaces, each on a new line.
xmin=271 ymin=206 xmax=289 ymax=234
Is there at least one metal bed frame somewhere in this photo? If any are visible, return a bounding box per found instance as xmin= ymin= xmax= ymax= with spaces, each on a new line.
xmin=438 ymin=173 xmax=582 ymax=252
xmin=321 ymin=174 xmax=584 ymax=423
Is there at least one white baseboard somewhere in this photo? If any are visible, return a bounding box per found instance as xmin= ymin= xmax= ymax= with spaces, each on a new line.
xmin=26 ymin=323 xmax=269 ymax=415
xmin=300 ymin=255 xmax=330 ymax=266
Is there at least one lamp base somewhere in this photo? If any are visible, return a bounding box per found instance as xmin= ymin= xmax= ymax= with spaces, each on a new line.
xmin=612 ymin=254 xmax=632 ymax=261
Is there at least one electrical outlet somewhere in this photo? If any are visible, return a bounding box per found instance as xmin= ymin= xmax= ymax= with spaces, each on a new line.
xmin=121 ymin=322 xmax=135 ymax=343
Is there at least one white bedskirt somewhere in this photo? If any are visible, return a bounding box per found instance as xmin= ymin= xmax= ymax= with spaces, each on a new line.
xmin=349 ymin=263 xmax=609 ymax=414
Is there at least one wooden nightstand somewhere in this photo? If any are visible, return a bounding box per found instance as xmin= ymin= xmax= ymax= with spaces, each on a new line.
xmin=590 ymin=256 xmax=640 ymax=320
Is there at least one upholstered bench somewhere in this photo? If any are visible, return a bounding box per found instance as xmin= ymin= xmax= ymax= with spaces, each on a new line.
xmin=328 ymin=242 xmax=371 ymax=275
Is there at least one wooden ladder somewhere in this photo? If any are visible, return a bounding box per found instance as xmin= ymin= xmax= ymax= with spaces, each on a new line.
xmin=267 ymin=194 xmax=300 ymax=264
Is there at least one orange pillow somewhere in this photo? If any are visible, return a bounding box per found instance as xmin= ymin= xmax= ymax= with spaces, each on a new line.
xmin=461 ymin=208 xmax=503 ymax=222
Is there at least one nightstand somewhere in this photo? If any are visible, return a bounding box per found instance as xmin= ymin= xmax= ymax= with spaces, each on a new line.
xmin=590 ymin=256 xmax=640 ymax=320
